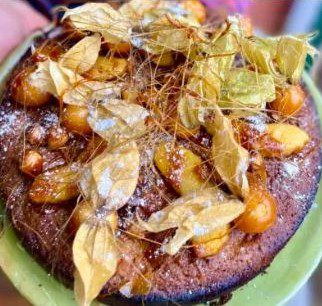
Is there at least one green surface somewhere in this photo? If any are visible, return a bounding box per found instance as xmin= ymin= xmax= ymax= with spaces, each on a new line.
xmin=0 ymin=33 xmax=321 ymax=306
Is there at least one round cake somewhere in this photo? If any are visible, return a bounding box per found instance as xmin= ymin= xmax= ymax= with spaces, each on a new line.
xmin=0 ymin=1 xmax=321 ymax=305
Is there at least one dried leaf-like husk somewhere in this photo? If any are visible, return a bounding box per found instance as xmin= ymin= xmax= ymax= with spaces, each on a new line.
xmin=80 ymin=141 xmax=140 ymax=211
xmin=48 ymin=60 xmax=83 ymax=96
xmin=59 ymin=35 xmax=101 ymax=74
xmin=200 ymin=32 xmax=239 ymax=77
xmin=140 ymin=14 xmax=201 ymax=55
xmin=29 ymin=60 xmax=57 ymax=96
xmin=139 ymin=188 xmax=244 ymax=255
xmin=178 ymin=58 xmax=221 ymax=129
xmin=240 ymin=34 xmax=317 ymax=84
xmin=119 ymin=0 xmax=159 ymax=20
xmin=275 ymin=35 xmax=317 ymax=84
xmin=220 ymin=68 xmax=276 ymax=110
xmin=205 ymin=104 xmax=249 ymax=198
xmin=239 ymin=37 xmax=278 ymax=75
xmin=73 ymin=220 xmax=120 ymax=306
xmin=62 ymin=3 xmax=131 ymax=44
xmin=62 ymin=81 xmax=122 ymax=106
xmin=87 ymin=99 xmax=149 ymax=145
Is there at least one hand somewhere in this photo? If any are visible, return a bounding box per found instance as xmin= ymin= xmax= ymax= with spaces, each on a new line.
xmin=0 ymin=0 xmax=48 ymax=61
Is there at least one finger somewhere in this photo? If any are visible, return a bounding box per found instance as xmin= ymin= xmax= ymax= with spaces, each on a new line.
xmin=0 ymin=0 xmax=48 ymax=61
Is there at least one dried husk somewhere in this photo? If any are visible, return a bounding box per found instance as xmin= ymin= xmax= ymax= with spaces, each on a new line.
xmin=62 ymin=3 xmax=131 ymax=44
xmin=275 ymin=35 xmax=317 ymax=84
xmin=80 ymin=141 xmax=140 ymax=211
xmin=49 ymin=60 xmax=83 ymax=96
xmin=178 ymin=58 xmax=221 ymax=129
xmin=205 ymin=104 xmax=250 ymax=198
xmin=239 ymin=36 xmax=278 ymax=75
xmin=138 ymin=188 xmax=244 ymax=255
xmin=240 ymin=34 xmax=317 ymax=84
xmin=62 ymin=81 xmax=122 ymax=106
xmin=119 ymin=0 xmax=159 ymax=20
xmin=73 ymin=220 xmax=120 ymax=306
xmin=87 ymin=99 xmax=149 ymax=145
xmin=220 ymin=68 xmax=276 ymax=110
xmin=59 ymin=34 xmax=101 ymax=74
xmin=140 ymin=14 xmax=202 ymax=55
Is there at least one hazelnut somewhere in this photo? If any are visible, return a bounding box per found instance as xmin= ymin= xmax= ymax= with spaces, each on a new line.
xmin=264 ymin=123 xmax=310 ymax=157
xmin=11 ymin=66 xmax=51 ymax=107
xmin=62 ymin=105 xmax=92 ymax=135
xmin=192 ymin=226 xmax=230 ymax=258
xmin=106 ymin=42 xmax=132 ymax=54
xmin=21 ymin=150 xmax=43 ymax=177
xmin=48 ymin=127 xmax=69 ymax=149
xmin=72 ymin=200 xmax=118 ymax=230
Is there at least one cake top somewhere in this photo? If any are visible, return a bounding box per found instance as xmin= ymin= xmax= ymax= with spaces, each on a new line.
xmin=8 ymin=1 xmax=317 ymax=305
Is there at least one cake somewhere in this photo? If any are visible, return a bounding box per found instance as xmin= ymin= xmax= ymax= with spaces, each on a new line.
xmin=0 ymin=1 xmax=321 ymax=305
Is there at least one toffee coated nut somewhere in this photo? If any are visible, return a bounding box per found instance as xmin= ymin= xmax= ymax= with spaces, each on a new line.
xmin=269 ymin=85 xmax=305 ymax=116
xmin=62 ymin=105 xmax=92 ymax=135
xmin=11 ymin=66 xmax=51 ymax=107
xmin=266 ymin=123 xmax=310 ymax=157
xmin=84 ymin=56 xmax=128 ymax=81
xmin=21 ymin=150 xmax=44 ymax=177
xmin=106 ymin=42 xmax=132 ymax=54
xmin=48 ymin=127 xmax=69 ymax=149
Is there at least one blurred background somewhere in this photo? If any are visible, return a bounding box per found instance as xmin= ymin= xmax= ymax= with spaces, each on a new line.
xmin=0 ymin=0 xmax=321 ymax=305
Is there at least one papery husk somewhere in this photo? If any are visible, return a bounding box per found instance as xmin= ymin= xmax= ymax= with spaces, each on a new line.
xmin=73 ymin=219 xmax=120 ymax=306
xmin=139 ymin=14 xmax=202 ymax=55
xmin=29 ymin=60 xmax=57 ymax=96
xmin=205 ymin=104 xmax=250 ymax=198
xmin=87 ymin=99 xmax=149 ymax=145
xmin=62 ymin=3 xmax=132 ymax=44
xmin=138 ymin=188 xmax=244 ymax=255
xmin=220 ymin=68 xmax=276 ymax=110
xmin=62 ymin=81 xmax=122 ymax=106
xmin=59 ymin=34 xmax=101 ymax=74
xmin=79 ymin=141 xmax=140 ymax=211
xmin=119 ymin=0 xmax=159 ymax=20
xmin=275 ymin=35 xmax=317 ymax=84
xmin=240 ymin=34 xmax=317 ymax=84
xmin=178 ymin=57 xmax=221 ymax=129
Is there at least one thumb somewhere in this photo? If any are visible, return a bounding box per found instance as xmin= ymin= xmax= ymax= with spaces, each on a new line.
xmin=0 ymin=0 xmax=48 ymax=61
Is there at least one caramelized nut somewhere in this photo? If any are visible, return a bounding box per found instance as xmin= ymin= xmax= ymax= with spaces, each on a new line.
xmin=192 ymin=225 xmax=230 ymax=244
xmin=11 ymin=66 xmax=51 ymax=107
xmin=151 ymin=53 xmax=174 ymax=67
xmin=106 ymin=42 xmax=132 ymax=54
xmin=62 ymin=105 xmax=92 ymax=135
xmin=72 ymin=200 xmax=119 ymax=231
xmin=193 ymin=229 xmax=229 ymax=258
xmin=264 ymin=123 xmax=309 ymax=157
xmin=29 ymin=164 xmax=80 ymax=204
xmin=181 ymin=0 xmax=206 ymax=24
xmin=85 ymin=56 xmax=128 ymax=81
xmin=26 ymin=124 xmax=46 ymax=146
xmin=236 ymin=188 xmax=277 ymax=234
xmin=48 ymin=127 xmax=69 ymax=149
xmin=21 ymin=150 xmax=43 ymax=177
xmin=269 ymin=85 xmax=305 ymax=117
xmin=154 ymin=143 xmax=211 ymax=195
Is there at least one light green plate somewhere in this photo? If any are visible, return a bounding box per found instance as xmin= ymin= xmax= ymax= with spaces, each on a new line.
xmin=0 ymin=34 xmax=321 ymax=306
